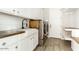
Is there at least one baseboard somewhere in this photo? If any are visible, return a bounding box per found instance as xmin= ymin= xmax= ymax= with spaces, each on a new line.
xmin=48 ymin=36 xmax=63 ymax=39
xmin=48 ymin=35 xmax=62 ymax=38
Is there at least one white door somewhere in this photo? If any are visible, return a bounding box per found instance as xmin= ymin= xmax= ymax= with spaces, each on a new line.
xmin=48 ymin=8 xmax=62 ymax=38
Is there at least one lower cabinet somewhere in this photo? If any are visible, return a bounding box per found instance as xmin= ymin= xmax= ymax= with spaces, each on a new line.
xmin=0 ymin=35 xmax=19 ymax=51
xmin=0 ymin=30 xmax=38 ymax=51
xmin=17 ymin=37 xmax=33 ymax=51
xmin=33 ymin=32 xmax=38 ymax=50
xmin=7 ymin=43 xmax=18 ymax=51
xmin=19 ymin=32 xmax=38 ymax=51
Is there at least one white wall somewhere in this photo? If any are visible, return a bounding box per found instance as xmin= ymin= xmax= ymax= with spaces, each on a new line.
xmin=0 ymin=13 xmax=23 ymax=31
xmin=62 ymin=11 xmax=76 ymax=28
xmin=75 ymin=9 xmax=79 ymax=28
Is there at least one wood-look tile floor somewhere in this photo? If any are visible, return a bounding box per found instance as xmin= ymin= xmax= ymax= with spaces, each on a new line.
xmin=35 ymin=38 xmax=72 ymax=51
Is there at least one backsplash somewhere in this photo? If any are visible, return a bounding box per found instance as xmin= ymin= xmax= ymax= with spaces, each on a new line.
xmin=0 ymin=13 xmax=23 ymax=31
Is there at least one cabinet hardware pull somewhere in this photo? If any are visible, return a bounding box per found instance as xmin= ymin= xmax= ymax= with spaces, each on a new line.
xmin=31 ymin=38 xmax=33 ymax=40
xmin=13 ymin=10 xmax=15 ymax=12
xmin=17 ymin=11 xmax=19 ymax=13
xmin=15 ymin=46 xmax=18 ymax=49
xmin=2 ymin=42 xmax=6 ymax=46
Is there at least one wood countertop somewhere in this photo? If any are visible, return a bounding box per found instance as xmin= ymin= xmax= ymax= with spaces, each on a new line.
xmin=0 ymin=29 xmax=25 ymax=38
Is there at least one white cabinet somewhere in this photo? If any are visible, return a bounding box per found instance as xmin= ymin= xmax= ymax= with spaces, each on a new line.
xmin=0 ymin=8 xmax=43 ymax=19
xmin=33 ymin=32 xmax=38 ymax=49
xmin=28 ymin=8 xmax=43 ymax=19
xmin=19 ymin=31 xmax=38 ymax=51
xmin=15 ymin=8 xmax=43 ymax=19
xmin=15 ymin=8 xmax=31 ymax=18
xmin=0 ymin=35 xmax=19 ymax=51
xmin=17 ymin=36 xmax=33 ymax=51
xmin=7 ymin=43 xmax=18 ymax=51
xmin=0 ymin=8 xmax=18 ymax=15
xmin=0 ymin=29 xmax=38 ymax=51
xmin=27 ymin=36 xmax=34 ymax=51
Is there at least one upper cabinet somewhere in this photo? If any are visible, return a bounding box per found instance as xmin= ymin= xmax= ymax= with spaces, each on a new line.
xmin=15 ymin=8 xmax=31 ymax=18
xmin=26 ymin=8 xmax=43 ymax=19
xmin=43 ymin=8 xmax=49 ymax=21
xmin=0 ymin=8 xmax=43 ymax=19
xmin=0 ymin=8 xmax=19 ymax=15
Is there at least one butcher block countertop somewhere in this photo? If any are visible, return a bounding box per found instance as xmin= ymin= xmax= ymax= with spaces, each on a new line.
xmin=0 ymin=29 xmax=25 ymax=38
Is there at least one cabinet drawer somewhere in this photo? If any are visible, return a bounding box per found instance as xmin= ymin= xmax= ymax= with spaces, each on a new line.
xmin=0 ymin=41 xmax=21 ymax=51
xmin=0 ymin=35 xmax=19 ymax=47
xmin=0 ymin=42 xmax=18 ymax=51
xmin=0 ymin=33 xmax=25 ymax=47
xmin=7 ymin=43 xmax=19 ymax=51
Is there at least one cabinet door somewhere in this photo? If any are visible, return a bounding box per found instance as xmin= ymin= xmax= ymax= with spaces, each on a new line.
xmin=0 ymin=8 xmax=43 ymax=19
xmin=7 ymin=43 xmax=18 ymax=51
xmin=17 ymin=38 xmax=28 ymax=51
xmin=16 ymin=8 xmax=31 ymax=18
xmin=18 ymin=8 xmax=43 ymax=19
xmin=29 ymin=8 xmax=43 ymax=19
xmin=27 ymin=36 xmax=33 ymax=51
xmin=7 ymin=40 xmax=28 ymax=51
xmin=17 ymin=36 xmax=33 ymax=51
xmin=33 ymin=32 xmax=38 ymax=49
xmin=48 ymin=9 xmax=62 ymax=38
xmin=0 ymin=35 xmax=19 ymax=47
xmin=7 ymin=39 xmax=29 ymax=51
xmin=19 ymin=34 xmax=38 ymax=51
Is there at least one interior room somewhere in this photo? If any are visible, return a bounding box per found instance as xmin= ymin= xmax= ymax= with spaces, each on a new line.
xmin=0 ymin=8 xmax=79 ymax=51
